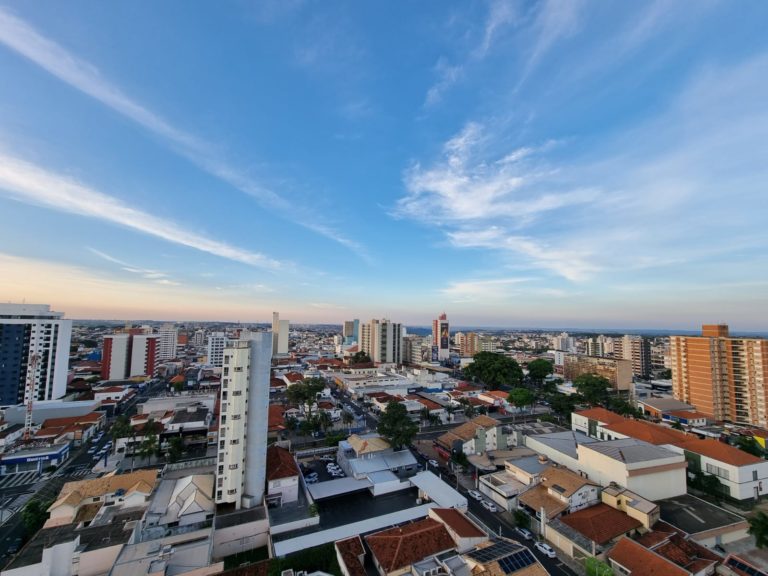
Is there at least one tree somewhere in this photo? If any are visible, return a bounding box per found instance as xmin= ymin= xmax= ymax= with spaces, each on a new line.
xmin=735 ymin=436 xmax=764 ymax=458
xmin=548 ymin=393 xmax=580 ymax=424
xmin=748 ymin=511 xmax=768 ymax=549
xmin=21 ymin=498 xmax=53 ymax=536
xmin=419 ymin=407 xmax=431 ymax=427
xmin=527 ymin=359 xmax=554 ymax=385
xmin=377 ymin=401 xmax=418 ymax=449
xmin=462 ymin=352 xmax=523 ymax=390
xmin=110 ymin=415 xmax=132 ymax=444
xmin=167 ymin=436 xmax=183 ymax=463
xmin=573 ymin=374 xmax=611 ymax=406
xmin=350 ymin=351 xmax=372 ymax=364
xmin=139 ymin=425 xmax=159 ymax=466
xmin=508 ymin=388 xmax=535 ymax=415
xmin=341 ymin=410 xmax=354 ymax=431
xmin=317 ymin=411 xmax=332 ymax=433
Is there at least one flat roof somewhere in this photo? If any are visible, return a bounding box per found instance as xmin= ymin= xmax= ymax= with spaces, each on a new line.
xmin=657 ymin=494 xmax=746 ymax=535
xmin=582 ymin=438 xmax=680 ymax=463
xmin=307 ymin=477 xmax=372 ymax=500
xmin=637 ymin=398 xmax=694 ymax=412
xmin=526 ymin=430 xmax=598 ymax=459
xmin=409 ymin=471 xmax=467 ymax=509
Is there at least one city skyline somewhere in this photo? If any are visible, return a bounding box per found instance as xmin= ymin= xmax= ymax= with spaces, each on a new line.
xmin=1 ymin=2 xmax=767 ymax=329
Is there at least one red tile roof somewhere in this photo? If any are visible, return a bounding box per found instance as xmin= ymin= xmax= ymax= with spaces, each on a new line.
xmin=559 ymin=504 xmax=641 ymax=545
xmin=335 ymin=536 xmax=366 ymax=576
xmin=283 ymin=372 xmax=304 ymax=383
xmin=607 ymin=537 xmax=688 ymax=576
xmin=667 ymin=410 xmax=710 ymax=420
xmin=430 ymin=508 xmax=485 ymax=538
xmin=678 ymin=437 xmax=764 ymax=466
xmin=365 ymin=518 xmax=455 ymax=573
xmin=575 ymin=407 xmax=626 ymax=425
xmin=265 ymin=445 xmax=299 ymax=481
xmin=270 ymin=378 xmax=287 ymax=388
xmin=268 ymin=405 xmax=286 ymax=432
xmin=603 ymin=419 xmax=690 ymax=445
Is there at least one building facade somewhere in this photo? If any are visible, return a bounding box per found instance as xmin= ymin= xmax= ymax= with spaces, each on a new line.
xmin=563 ymin=354 xmax=632 ymax=390
xmin=670 ymin=324 xmax=768 ymax=427
xmin=0 ymin=304 xmax=72 ymax=406
xmin=614 ymin=335 xmax=652 ymax=378
xmin=102 ymin=333 xmax=159 ymax=380
xmin=206 ymin=332 xmax=229 ymax=368
xmin=157 ymin=323 xmax=178 ymax=360
xmin=432 ymin=313 xmax=450 ymax=361
xmin=271 ymin=312 xmax=290 ymax=356
xmin=361 ymin=319 xmax=403 ymax=365
xmin=215 ymin=332 xmax=271 ymax=510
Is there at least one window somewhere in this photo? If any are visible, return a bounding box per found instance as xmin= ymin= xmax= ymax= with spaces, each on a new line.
xmin=706 ymin=463 xmax=730 ymax=480
xmin=218 ymin=465 xmax=224 ymax=474
xmin=232 ymin=390 xmax=242 ymax=396
xmin=229 ymin=463 xmax=238 ymax=470
xmin=222 ymin=392 xmax=228 ymax=400
xmin=219 ymin=441 xmax=225 ymax=449
xmin=754 ymin=470 xmax=759 ymax=481
xmin=223 ymin=367 xmax=229 ymax=376
xmin=232 ymin=414 xmax=241 ymax=420
xmin=217 ymin=490 xmax=222 ymax=499
xmin=231 ymin=439 xmax=239 ymax=445
xmin=219 ymin=454 xmax=224 ymax=463
xmin=224 ymin=356 xmax=229 ymax=365
xmin=234 ymin=366 xmax=243 ymax=372
xmin=228 ymin=489 xmax=237 ymax=495
xmin=221 ymin=415 xmax=227 ymax=424
xmin=217 ymin=478 xmax=223 ymax=487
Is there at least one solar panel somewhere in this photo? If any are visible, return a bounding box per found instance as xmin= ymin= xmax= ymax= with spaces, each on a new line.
xmin=498 ymin=550 xmax=536 ymax=574
xmin=726 ymin=558 xmax=767 ymax=576
xmin=466 ymin=541 xmax=524 ymax=563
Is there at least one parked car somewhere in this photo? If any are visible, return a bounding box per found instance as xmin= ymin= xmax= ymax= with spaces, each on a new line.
xmin=481 ymin=500 xmax=498 ymax=512
xmin=320 ymin=455 xmax=334 ymax=462
xmin=467 ymin=490 xmax=483 ymax=501
xmin=534 ymin=542 xmax=557 ymax=558
xmin=7 ymin=539 xmax=22 ymax=555
xmin=87 ymin=448 xmax=96 ymax=454
xmin=305 ymin=476 xmax=318 ymax=484
xmin=428 ymin=459 xmax=439 ymax=468
xmin=515 ymin=527 xmax=534 ymax=541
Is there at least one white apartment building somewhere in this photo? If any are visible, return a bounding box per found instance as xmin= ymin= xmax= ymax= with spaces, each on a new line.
xmin=216 ymin=333 xmax=271 ymax=510
xmin=103 ymin=333 xmax=131 ymax=381
xmin=0 ymin=304 xmax=72 ymax=406
xmin=361 ymin=318 xmax=403 ymax=364
xmin=271 ymin=312 xmax=290 ymax=356
xmin=207 ymin=332 xmax=230 ymax=368
xmin=157 ymin=323 xmax=178 ymax=360
xmin=129 ymin=334 xmax=160 ymax=377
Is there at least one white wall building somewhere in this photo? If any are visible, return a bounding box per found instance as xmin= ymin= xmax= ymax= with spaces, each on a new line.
xmin=207 ymin=332 xmax=229 ymax=368
xmin=216 ymin=332 xmax=271 ymax=510
xmin=271 ymin=312 xmax=290 ymax=356
xmin=361 ymin=319 xmax=403 ymax=365
xmin=157 ymin=323 xmax=179 ymax=360
xmin=0 ymin=303 xmax=72 ymax=406
xmin=130 ymin=334 xmax=160 ymax=377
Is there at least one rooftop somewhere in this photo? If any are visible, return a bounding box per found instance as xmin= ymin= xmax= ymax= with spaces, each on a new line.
xmin=366 ymin=517 xmax=456 ymax=573
xmin=526 ymin=430 xmax=597 ymax=459
xmin=335 ymin=536 xmax=366 ymax=576
xmin=430 ymin=508 xmax=486 ymax=538
xmin=559 ymin=503 xmax=641 ymax=545
xmin=607 ymin=537 xmax=688 ymax=576
xmin=581 ymin=437 xmax=681 ymax=464
xmin=574 ymin=407 xmax=626 ymax=424
xmin=540 ymin=465 xmax=597 ymax=496
xmin=266 ymin=445 xmax=299 ymax=481
xmin=347 ymin=433 xmax=391 ymax=455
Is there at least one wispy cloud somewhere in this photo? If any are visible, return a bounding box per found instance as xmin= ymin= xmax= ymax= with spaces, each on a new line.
xmin=88 ymin=247 xmax=176 ymax=282
xmin=477 ymin=0 xmax=517 ymax=58
xmin=442 ymin=276 xmax=534 ymax=303
xmin=0 ymin=6 xmax=367 ymax=260
xmin=424 ymin=58 xmax=463 ymax=107
xmin=397 ymin=122 xmax=597 ymax=226
xmin=0 ymin=151 xmax=284 ymax=270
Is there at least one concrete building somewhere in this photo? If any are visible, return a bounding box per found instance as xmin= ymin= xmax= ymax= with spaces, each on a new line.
xmin=130 ymin=334 xmax=160 ymax=377
xmin=587 ymin=335 xmax=613 ymax=357
xmin=670 ymin=324 xmax=768 ymax=427
xmin=343 ymin=319 xmax=360 ymax=345
xmin=361 ymin=319 xmax=403 ymax=365
xmin=613 ymin=335 xmax=652 ymax=378
xmin=102 ymin=332 xmax=160 ymax=380
xmin=157 ymin=323 xmax=178 ymax=360
xmin=272 ymin=312 xmax=290 ymax=356
xmin=192 ymin=329 xmax=206 ymax=347
xmin=552 ymin=332 xmax=576 ymax=353
xmin=206 ymin=332 xmax=229 ymax=367
xmin=432 ymin=313 xmax=450 ymax=362
xmin=215 ymin=332 xmax=271 ymax=510
xmin=403 ymin=335 xmax=427 ymax=364
xmin=458 ymin=332 xmax=480 ymax=358
xmin=0 ymin=303 xmax=72 ymax=406
xmin=563 ymin=354 xmax=632 ymax=390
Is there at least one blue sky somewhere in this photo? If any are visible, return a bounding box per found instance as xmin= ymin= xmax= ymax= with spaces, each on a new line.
xmin=0 ymin=1 xmax=767 ymax=329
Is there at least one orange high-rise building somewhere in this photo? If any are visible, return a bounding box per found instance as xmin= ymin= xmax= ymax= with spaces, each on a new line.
xmin=670 ymin=324 xmax=768 ymax=427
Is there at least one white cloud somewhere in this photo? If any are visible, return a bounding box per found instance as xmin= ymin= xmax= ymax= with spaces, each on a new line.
xmin=441 ymin=276 xmax=534 ymax=302
xmin=0 ymin=151 xmax=284 ymax=270
xmin=478 ymin=0 xmax=518 ymax=58
xmin=0 ymin=7 xmax=367 ymax=259
xmin=424 ymin=59 xmax=463 ymax=107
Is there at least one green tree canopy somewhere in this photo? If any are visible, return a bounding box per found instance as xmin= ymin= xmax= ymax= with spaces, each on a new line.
xmin=462 ymin=352 xmax=523 ymax=390
xmin=547 ymin=393 xmax=580 ymax=424
xmin=377 ymin=401 xmax=418 ymax=449
xmin=573 ymin=374 xmax=611 ymax=406
xmin=350 ymin=351 xmax=372 ymax=364
xmin=286 ymin=378 xmax=326 ymax=416
xmin=21 ymin=499 xmax=53 ymax=536
xmin=748 ymin=511 xmax=768 ymax=549
xmin=527 ymin=358 xmax=554 ymax=384
xmin=735 ymin=436 xmax=764 ymax=458
xmin=508 ymin=387 xmax=535 ymax=412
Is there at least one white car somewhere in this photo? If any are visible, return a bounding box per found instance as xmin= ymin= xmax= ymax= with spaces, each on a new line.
xmin=515 ymin=527 xmax=534 ymax=541
xmin=320 ymin=455 xmax=334 ymax=462
xmin=534 ymin=542 xmax=556 ymax=558
xmin=481 ymin=500 xmax=498 ymax=512
xmin=428 ymin=459 xmax=439 ymax=468
xmin=305 ymin=476 xmax=318 ymax=484
xmin=467 ymin=490 xmax=483 ymax=501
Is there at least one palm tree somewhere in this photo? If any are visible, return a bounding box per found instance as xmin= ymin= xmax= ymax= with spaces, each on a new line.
xmin=317 ymin=411 xmax=332 ymax=433
xmin=139 ymin=431 xmax=158 ymax=466
xmin=419 ymin=407 xmax=431 ymax=428
xmin=445 ymin=405 xmax=457 ymax=422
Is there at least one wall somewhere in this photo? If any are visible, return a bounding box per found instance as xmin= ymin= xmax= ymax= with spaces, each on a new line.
xmin=212 ymin=517 xmax=270 ymax=559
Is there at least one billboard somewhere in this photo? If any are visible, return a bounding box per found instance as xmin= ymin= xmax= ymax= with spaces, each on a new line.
xmin=440 ymin=322 xmax=449 ymax=350
xmin=431 ymin=346 xmax=439 ymax=362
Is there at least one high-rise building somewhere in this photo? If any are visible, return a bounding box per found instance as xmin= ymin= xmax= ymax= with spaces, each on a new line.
xmin=563 ymin=354 xmax=632 ymax=390
xmin=192 ymin=329 xmax=206 ymax=348
xmin=670 ymin=324 xmax=768 ymax=427
xmin=553 ymin=332 xmax=576 ymax=353
xmin=207 ymin=332 xmax=230 ymax=368
xmin=432 ymin=313 xmax=450 ymax=361
xmin=271 ymin=312 xmax=290 ymax=356
xmin=613 ymin=335 xmax=652 ymax=378
xmin=102 ymin=332 xmax=159 ymax=380
xmin=215 ymin=332 xmax=271 ymax=509
xmin=360 ymin=319 xmax=403 ymax=365
xmin=343 ymin=319 xmax=360 ymax=345
xmin=0 ymin=304 xmax=72 ymax=406
xmin=157 ymin=323 xmax=178 ymax=360
xmin=459 ymin=332 xmax=480 ymax=357
xmin=403 ymin=335 xmax=426 ymax=364
xmin=587 ymin=335 xmax=614 ymax=357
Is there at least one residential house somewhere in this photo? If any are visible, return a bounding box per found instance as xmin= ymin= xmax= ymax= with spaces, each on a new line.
xmin=365 ymin=517 xmax=456 ymax=576
xmin=545 ymin=503 xmax=642 ymax=559
xmin=265 ymin=445 xmax=300 ymax=506
xmin=478 ymin=455 xmax=549 ymax=511
xmin=518 ymin=465 xmax=600 ymax=522
xmin=436 ymin=415 xmax=509 ymax=459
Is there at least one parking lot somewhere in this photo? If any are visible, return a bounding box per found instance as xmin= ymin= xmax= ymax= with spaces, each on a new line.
xmin=300 ymin=455 xmax=347 ymax=483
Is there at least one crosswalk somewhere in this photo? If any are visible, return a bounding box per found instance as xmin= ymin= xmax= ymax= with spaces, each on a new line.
xmin=0 ymin=470 xmax=39 ymax=489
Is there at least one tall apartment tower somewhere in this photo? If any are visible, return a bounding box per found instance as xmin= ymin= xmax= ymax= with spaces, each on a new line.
xmin=157 ymin=323 xmax=178 ymax=360
xmin=215 ymin=332 xmax=272 ymax=510
xmin=459 ymin=332 xmax=480 ymax=357
xmin=431 ymin=313 xmax=450 ymax=361
xmin=192 ymin=329 xmax=206 ymax=347
xmin=102 ymin=333 xmax=159 ymax=380
xmin=614 ymin=335 xmax=652 ymax=378
xmin=670 ymin=324 xmax=768 ymax=427
xmin=343 ymin=319 xmax=360 ymax=345
xmin=587 ymin=335 xmax=613 ymax=357
xmin=0 ymin=304 xmax=72 ymax=406
xmin=553 ymin=332 xmax=576 ymax=353
xmin=360 ymin=319 xmax=403 ymax=365
xmin=271 ymin=312 xmax=289 ymax=356
xmin=207 ymin=332 xmax=230 ymax=368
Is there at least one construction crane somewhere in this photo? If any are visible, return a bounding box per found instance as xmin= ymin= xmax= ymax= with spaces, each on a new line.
xmin=23 ymin=351 xmax=40 ymax=441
